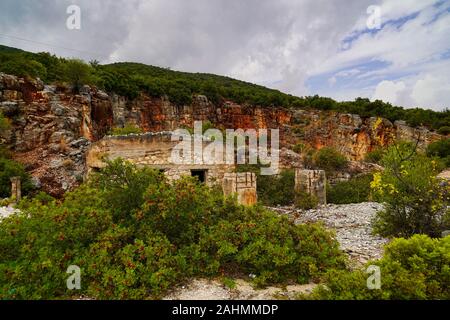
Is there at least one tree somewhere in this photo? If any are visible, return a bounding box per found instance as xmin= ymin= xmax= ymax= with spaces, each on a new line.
xmin=63 ymin=59 xmax=93 ymax=92
xmin=371 ymin=142 xmax=450 ymax=237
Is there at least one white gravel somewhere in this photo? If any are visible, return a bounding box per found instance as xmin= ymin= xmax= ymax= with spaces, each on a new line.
xmin=0 ymin=206 xmax=20 ymax=220
xmin=269 ymin=202 xmax=389 ymax=265
xmin=163 ymin=278 xmax=316 ymax=300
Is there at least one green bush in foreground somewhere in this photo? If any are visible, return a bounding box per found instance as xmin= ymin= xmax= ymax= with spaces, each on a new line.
xmin=303 ymin=235 xmax=450 ymax=300
xmin=0 ymin=159 xmax=346 ymax=299
xmin=371 ymin=143 xmax=450 ymax=238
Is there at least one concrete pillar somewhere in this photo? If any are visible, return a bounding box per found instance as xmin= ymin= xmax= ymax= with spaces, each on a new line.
xmin=10 ymin=176 xmax=21 ymax=202
xmin=295 ymin=169 xmax=327 ymax=205
xmin=223 ymin=172 xmax=257 ymax=206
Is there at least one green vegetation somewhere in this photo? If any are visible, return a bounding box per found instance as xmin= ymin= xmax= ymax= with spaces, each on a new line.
xmin=426 ymin=138 xmax=450 ymax=167
xmin=364 ymin=148 xmax=385 ymax=164
xmin=0 ymin=159 xmax=346 ymax=299
xmin=327 ymin=174 xmax=373 ymax=204
xmin=0 ymin=143 xmax=33 ymax=198
xmin=303 ymin=235 xmax=450 ymax=300
xmin=61 ymin=59 xmax=95 ymax=92
xmin=294 ymin=190 xmax=318 ymax=210
xmin=110 ymin=123 xmax=143 ymax=136
xmin=235 ymin=165 xmax=319 ymax=209
xmin=0 ymin=112 xmax=9 ymax=136
xmin=371 ymin=142 xmax=450 ymax=238
xmin=257 ymin=169 xmax=296 ymax=206
xmin=0 ymin=45 xmax=449 ymax=131
xmin=312 ymin=147 xmax=349 ymax=174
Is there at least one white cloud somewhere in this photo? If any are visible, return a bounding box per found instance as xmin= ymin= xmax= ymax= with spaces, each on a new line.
xmin=0 ymin=0 xmax=449 ymax=110
xmin=411 ymin=74 xmax=450 ymax=110
xmin=372 ymin=80 xmax=407 ymax=104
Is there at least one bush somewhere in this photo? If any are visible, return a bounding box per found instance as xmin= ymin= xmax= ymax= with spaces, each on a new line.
xmin=110 ymin=123 xmax=143 ymax=136
xmin=437 ymin=126 xmax=450 ymax=135
xmin=295 ymin=190 xmax=318 ymax=210
xmin=258 ymin=170 xmax=296 ymax=206
xmin=327 ymin=174 xmax=373 ymax=204
xmin=364 ymin=149 xmax=385 ymax=164
xmin=0 ymin=112 xmax=10 ymax=133
xmin=0 ymin=157 xmax=33 ymax=198
xmin=62 ymin=59 xmax=93 ymax=92
xmin=304 ymin=235 xmax=450 ymax=300
xmin=371 ymin=143 xmax=450 ymax=237
xmin=426 ymin=138 xmax=450 ymax=167
xmin=0 ymin=56 xmax=47 ymax=79
xmin=313 ymin=147 xmax=348 ymax=173
xmin=0 ymin=159 xmax=347 ymax=299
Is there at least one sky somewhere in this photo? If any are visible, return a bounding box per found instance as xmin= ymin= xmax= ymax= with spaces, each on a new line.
xmin=0 ymin=0 xmax=449 ymax=111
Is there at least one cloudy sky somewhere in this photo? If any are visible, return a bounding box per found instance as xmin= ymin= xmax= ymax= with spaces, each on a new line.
xmin=0 ymin=0 xmax=449 ymax=111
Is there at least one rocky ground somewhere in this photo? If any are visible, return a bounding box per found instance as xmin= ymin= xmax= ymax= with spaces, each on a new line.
xmin=0 ymin=205 xmax=19 ymax=219
xmin=270 ymin=202 xmax=389 ymax=266
xmin=163 ymin=279 xmax=316 ymax=300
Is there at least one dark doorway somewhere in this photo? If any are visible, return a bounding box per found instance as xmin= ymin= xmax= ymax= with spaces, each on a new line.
xmin=191 ymin=170 xmax=207 ymax=183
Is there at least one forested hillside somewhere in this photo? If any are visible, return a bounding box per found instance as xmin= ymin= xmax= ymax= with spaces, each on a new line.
xmin=1 ymin=44 xmax=449 ymax=132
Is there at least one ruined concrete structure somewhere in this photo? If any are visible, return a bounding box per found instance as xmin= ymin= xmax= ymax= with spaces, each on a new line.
xmin=86 ymin=132 xmax=235 ymax=186
xmin=86 ymin=132 xmax=257 ymax=205
xmin=295 ymin=169 xmax=327 ymax=205
xmin=223 ymin=172 xmax=257 ymax=206
xmin=10 ymin=177 xmax=21 ymax=202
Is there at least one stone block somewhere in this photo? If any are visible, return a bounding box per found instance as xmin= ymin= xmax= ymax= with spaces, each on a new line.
xmin=295 ymin=169 xmax=327 ymax=205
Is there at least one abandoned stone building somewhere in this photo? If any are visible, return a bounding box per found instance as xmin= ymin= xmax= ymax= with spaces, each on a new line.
xmin=85 ymin=132 xmax=328 ymax=206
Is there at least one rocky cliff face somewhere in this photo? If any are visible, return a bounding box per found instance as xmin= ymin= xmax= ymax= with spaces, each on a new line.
xmin=0 ymin=73 xmax=443 ymax=196
xmin=291 ymin=110 xmax=442 ymax=160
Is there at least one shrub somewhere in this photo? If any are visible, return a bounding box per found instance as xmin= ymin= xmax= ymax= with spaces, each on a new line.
xmin=110 ymin=123 xmax=143 ymax=136
xmin=304 ymin=235 xmax=450 ymax=300
xmin=0 ymin=157 xmax=33 ymax=198
xmin=90 ymin=158 xmax=163 ymax=222
xmin=437 ymin=126 xmax=450 ymax=136
xmin=426 ymin=138 xmax=450 ymax=167
xmin=0 ymin=159 xmax=347 ymax=299
xmin=371 ymin=143 xmax=450 ymax=237
xmin=295 ymin=190 xmax=318 ymax=210
xmin=0 ymin=112 xmax=10 ymax=133
xmin=313 ymin=147 xmax=348 ymax=173
xmin=364 ymin=149 xmax=385 ymax=164
xmin=62 ymin=59 xmax=93 ymax=92
xmin=0 ymin=57 xmax=46 ymax=79
xmin=258 ymin=170 xmax=296 ymax=206
xmin=327 ymin=174 xmax=373 ymax=204
xmin=0 ymin=185 xmax=112 ymax=299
